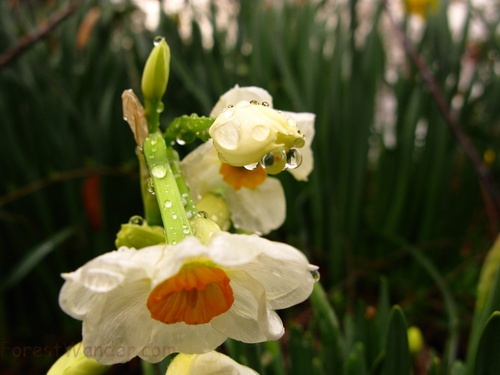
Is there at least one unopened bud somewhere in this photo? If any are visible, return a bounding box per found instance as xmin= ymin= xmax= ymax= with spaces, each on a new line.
xmin=141 ymin=37 xmax=170 ymax=102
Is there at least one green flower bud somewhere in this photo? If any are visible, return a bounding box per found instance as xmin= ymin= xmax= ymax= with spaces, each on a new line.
xmin=190 ymin=216 xmax=221 ymax=245
xmin=141 ymin=37 xmax=170 ymax=102
xmin=477 ymin=234 xmax=500 ymax=311
xmin=196 ymin=193 xmax=231 ymax=231
xmin=115 ymin=216 xmax=166 ymax=249
xmin=47 ymin=342 xmax=109 ymax=375
xmin=407 ymin=326 xmax=424 ymax=354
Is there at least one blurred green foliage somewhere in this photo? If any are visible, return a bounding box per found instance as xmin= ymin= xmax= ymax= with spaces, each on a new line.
xmin=0 ymin=0 xmax=498 ymax=373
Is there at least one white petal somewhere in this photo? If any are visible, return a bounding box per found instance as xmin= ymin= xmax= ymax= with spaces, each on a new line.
xmin=59 ymin=247 xmax=161 ymax=319
xmin=225 ymin=177 xmax=285 ymax=234
xmin=206 ymin=232 xmax=263 ymax=266
xmin=82 ymin=279 xmax=153 ymax=364
xmin=230 ymin=239 xmax=315 ymax=309
xmin=210 ymin=85 xmax=274 ymax=117
xmin=211 ymin=270 xmax=284 ymax=342
xmin=166 ymin=352 xmax=259 ymax=375
xmin=286 ymin=112 xmax=315 ymax=181
xmin=180 ymin=140 xmax=224 ymax=200
xmin=145 ymin=322 xmax=226 ymax=360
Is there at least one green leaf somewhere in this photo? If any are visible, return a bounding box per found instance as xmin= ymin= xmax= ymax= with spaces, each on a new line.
xmin=382 ymin=306 xmax=410 ymax=375
xmin=472 ymin=312 xmax=500 ymax=375
xmin=1 ymin=226 xmax=74 ymax=291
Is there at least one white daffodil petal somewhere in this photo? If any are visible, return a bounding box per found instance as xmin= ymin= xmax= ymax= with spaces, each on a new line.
xmin=59 ymin=279 xmax=104 ymax=320
xmin=225 ymin=177 xmax=285 ymax=235
xmin=211 ymin=270 xmax=284 ymax=342
xmin=82 ymin=279 xmax=153 ymax=365
xmin=285 ymin=112 xmax=315 ymax=181
xmin=166 ymin=351 xmax=260 ymax=375
xmin=210 ymin=85 xmax=274 ymax=118
xmin=228 ymin=237 xmax=315 ymax=309
xmin=147 ymin=322 xmax=226 ymax=360
xmin=206 ymin=232 xmax=262 ymax=266
xmin=180 ymin=140 xmax=223 ymax=200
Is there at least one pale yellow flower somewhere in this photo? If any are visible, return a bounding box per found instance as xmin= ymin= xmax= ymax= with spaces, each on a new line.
xmin=166 ymin=351 xmax=259 ymax=375
xmin=59 ymin=233 xmax=317 ymax=364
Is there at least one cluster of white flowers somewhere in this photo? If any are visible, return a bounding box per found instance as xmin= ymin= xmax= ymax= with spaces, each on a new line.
xmin=53 ymin=84 xmax=318 ymax=374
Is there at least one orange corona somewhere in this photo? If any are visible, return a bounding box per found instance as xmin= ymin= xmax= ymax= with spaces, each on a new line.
xmin=147 ymin=263 xmax=234 ymax=325
xmin=219 ymin=163 xmax=267 ymax=190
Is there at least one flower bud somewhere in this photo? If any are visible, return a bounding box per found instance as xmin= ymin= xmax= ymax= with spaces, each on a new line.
xmin=196 ymin=193 xmax=231 ymax=231
xmin=209 ymin=100 xmax=304 ymax=167
xmin=47 ymin=342 xmax=109 ymax=375
xmin=166 ymin=351 xmax=259 ymax=375
xmin=141 ymin=37 xmax=170 ymax=102
xmin=407 ymin=326 xmax=424 ymax=354
xmin=115 ymin=216 xmax=166 ymax=249
xmin=189 ymin=215 xmax=221 ymax=245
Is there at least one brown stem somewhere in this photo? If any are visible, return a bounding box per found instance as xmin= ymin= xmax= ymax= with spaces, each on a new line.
xmin=382 ymin=1 xmax=500 ymax=232
xmin=0 ymin=2 xmax=78 ymax=70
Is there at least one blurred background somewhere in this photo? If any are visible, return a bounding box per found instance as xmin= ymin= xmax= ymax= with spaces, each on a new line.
xmin=0 ymin=0 xmax=498 ymax=373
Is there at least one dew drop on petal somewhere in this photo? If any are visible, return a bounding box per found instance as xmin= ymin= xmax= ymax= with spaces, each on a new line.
xmin=251 ymin=125 xmax=270 ymax=141
xmin=129 ymin=215 xmax=144 ymax=225
xmin=310 ymin=268 xmax=320 ymax=282
xmin=260 ymin=149 xmax=287 ymax=174
xmin=244 ymin=162 xmax=258 ymax=170
xmin=151 ymin=165 xmax=167 ymax=178
xmin=250 ymin=100 xmax=259 ymax=105
xmin=287 ymin=118 xmax=297 ymax=127
xmin=196 ymin=211 xmax=209 ymax=219
xmin=294 ymin=137 xmax=306 ymax=148
xmin=153 ymin=36 xmax=163 ymax=46
xmin=262 ymin=101 xmax=270 ymax=107
xmin=285 ymin=148 xmax=303 ymax=170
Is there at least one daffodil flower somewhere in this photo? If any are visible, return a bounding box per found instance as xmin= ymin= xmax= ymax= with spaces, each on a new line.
xmin=181 ymin=140 xmax=285 ymax=234
xmin=208 ymin=86 xmax=315 ymax=175
xmin=59 ymin=232 xmax=317 ymax=365
xmin=166 ymin=351 xmax=259 ymax=374
xmin=181 ymin=86 xmax=315 ymax=234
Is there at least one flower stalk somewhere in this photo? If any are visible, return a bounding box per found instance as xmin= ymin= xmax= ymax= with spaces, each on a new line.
xmin=143 ymin=133 xmax=192 ymax=244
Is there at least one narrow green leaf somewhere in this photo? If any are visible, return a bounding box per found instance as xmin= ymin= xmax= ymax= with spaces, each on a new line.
xmin=472 ymin=312 xmax=500 ymax=375
xmin=1 ymin=226 xmax=74 ymax=291
xmin=382 ymin=306 xmax=410 ymax=375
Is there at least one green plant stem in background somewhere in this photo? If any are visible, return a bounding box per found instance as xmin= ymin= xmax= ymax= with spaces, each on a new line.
xmin=143 ymin=133 xmax=192 ymax=244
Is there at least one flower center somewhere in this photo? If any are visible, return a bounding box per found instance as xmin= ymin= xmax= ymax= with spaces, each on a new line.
xmin=147 ymin=263 xmax=234 ymax=325
xmin=219 ymin=163 xmax=267 ymax=190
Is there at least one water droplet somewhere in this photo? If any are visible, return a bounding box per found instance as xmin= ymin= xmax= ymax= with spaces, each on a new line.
xmin=250 ymin=100 xmax=259 ymax=105
xmin=287 ymin=118 xmax=297 ymax=127
xmin=129 ymin=215 xmax=144 ymax=225
xmin=244 ymin=162 xmax=258 ymax=170
xmin=175 ymin=135 xmax=186 ymax=145
xmin=150 ymin=137 xmax=158 ymax=145
xmin=182 ymin=227 xmax=190 ymax=234
xmin=252 ymin=125 xmax=270 ymax=141
xmin=123 ymin=115 xmax=128 ymax=121
xmin=260 ymin=149 xmax=287 ymax=174
xmin=153 ymin=36 xmax=163 ymax=46
xmin=147 ymin=179 xmax=155 ymax=195
xmin=172 ymin=213 xmax=178 ymax=220
xmin=310 ymin=268 xmax=320 ymax=282
xmin=151 ymin=165 xmax=167 ymax=178
xmin=294 ymin=137 xmax=305 ymax=148
xmin=156 ymin=102 xmax=164 ymax=113
xmin=186 ymin=211 xmax=194 ymax=219
xmin=262 ymin=101 xmax=270 ymax=107
xmin=285 ymin=148 xmax=303 ymax=170
xmin=164 ymin=200 xmax=172 ymax=209
xmin=196 ymin=211 xmax=208 ymax=219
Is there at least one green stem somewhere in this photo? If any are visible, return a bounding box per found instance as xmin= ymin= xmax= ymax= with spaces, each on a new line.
xmin=143 ymin=133 xmax=192 ymax=244
xmin=166 ymin=147 xmax=198 ymax=220
xmin=144 ymin=99 xmax=161 ymax=134
xmin=136 ymin=147 xmax=162 ymax=226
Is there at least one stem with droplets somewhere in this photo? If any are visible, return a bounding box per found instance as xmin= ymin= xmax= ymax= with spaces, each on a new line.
xmin=143 ymin=133 xmax=192 ymax=244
